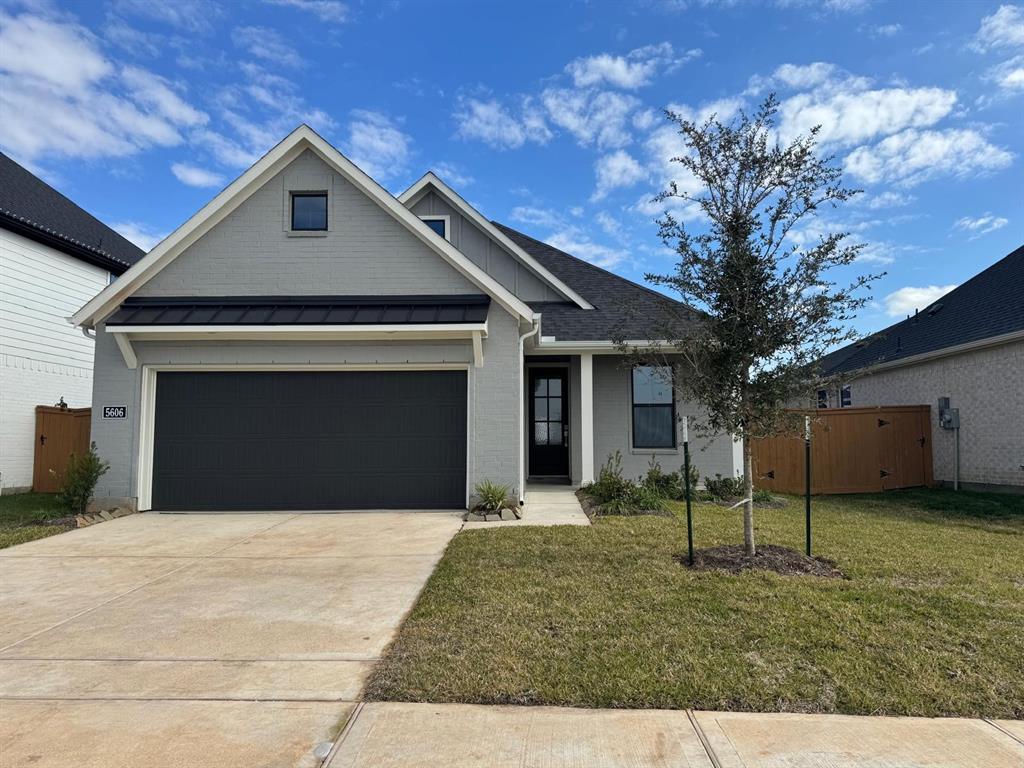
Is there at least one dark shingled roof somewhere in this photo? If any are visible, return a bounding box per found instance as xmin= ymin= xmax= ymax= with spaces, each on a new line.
xmin=106 ymin=295 xmax=491 ymax=326
xmin=818 ymin=244 xmax=1024 ymax=376
xmin=0 ymin=152 xmax=145 ymax=274
xmin=494 ymin=222 xmax=702 ymax=341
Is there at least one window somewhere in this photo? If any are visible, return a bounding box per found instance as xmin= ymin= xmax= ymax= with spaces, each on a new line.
xmin=817 ymin=389 xmax=829 ymax=408
xmin=631 ymin=365 xmax=675 ymax=449
xmin=419 ymin=215 xmax=449 ymax=241
xmin=840 ymin=385 xmax=852 ymax=408
xmin=291 ymin=192 xmax=327 ymax=231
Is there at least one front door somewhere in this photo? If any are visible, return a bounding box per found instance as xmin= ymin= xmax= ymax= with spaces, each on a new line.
xmin=529 ymin=368 xmax=569 ymax=478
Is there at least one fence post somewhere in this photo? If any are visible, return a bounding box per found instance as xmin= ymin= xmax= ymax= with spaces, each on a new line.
xmin=683 ymin=416 xmax=694 ymax=566
xmin=805 ymin=415 xmax=812 ymax=557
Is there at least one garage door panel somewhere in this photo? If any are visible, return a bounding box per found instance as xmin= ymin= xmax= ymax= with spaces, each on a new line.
xmin=152 ymin=371 xmax=467 ymax=511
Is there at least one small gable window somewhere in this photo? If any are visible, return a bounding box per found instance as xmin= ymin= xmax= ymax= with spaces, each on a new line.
xmin=419 ymin=215 xmax=450 ymax=241
xmin=631 ymin=365 xmax=676 ymax=449
xmin=291 ymin=192 xmax=327 ymax=231
xmin=840 ymin=384 xmax=852 ymax=408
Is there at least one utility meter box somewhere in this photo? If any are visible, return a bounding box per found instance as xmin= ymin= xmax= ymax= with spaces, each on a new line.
xmin=940 ymin=407 xmax=960 ymax=430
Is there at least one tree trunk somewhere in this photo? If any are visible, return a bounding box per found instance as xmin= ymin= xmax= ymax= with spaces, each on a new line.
xmin=742 ymin=435 xmax=755 ymax=557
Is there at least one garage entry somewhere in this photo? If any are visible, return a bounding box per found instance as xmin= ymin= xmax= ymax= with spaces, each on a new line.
xmin=150 ymin=370 xmax=467 ymax=511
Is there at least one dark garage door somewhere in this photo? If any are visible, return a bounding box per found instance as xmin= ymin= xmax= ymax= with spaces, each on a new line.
xmin=151 ymin=370 xmax=467 ymax=511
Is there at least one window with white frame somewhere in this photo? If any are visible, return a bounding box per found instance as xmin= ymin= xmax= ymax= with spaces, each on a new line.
xmin=631 ymin=365 xmax=676 ymax=449
xmin=419 ymin=215 xmax=449 ymax=241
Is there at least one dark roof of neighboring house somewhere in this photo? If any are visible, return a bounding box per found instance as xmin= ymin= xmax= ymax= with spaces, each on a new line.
xmin=494 ymin=222 xmax=702 ymax=341
xmin=106 ymin=295 xmax=491 ymax=326
xmin=818 ymin=244 xmax=1024 ymax=376
xmin=0 ymin=152 xmax=145 ymax=274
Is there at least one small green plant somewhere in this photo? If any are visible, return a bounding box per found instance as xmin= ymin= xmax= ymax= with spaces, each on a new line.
xmin=585 ymin=451 xmax=632 ymax=503
xmin=56 ymin=442 xmax=109 ymax=515
xmin=752 ymin=487 xmax=774 ymax=504
xmin=703 ymin=473 xmax=746 ymax=501
xmin=473 ymin=480 xmax=513 ymax=512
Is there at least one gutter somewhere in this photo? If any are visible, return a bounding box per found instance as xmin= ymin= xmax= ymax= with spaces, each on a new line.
xmin=517 ymin=314 xmax=542 ymax=504
xmin=840 ymin=328 xmax=1024 ymax=379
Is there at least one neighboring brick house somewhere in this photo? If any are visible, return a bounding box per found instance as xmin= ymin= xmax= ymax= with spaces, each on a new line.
xmin=73 ymin=125 xmax=740 ymax=513
xmin=0 ymin=153 xmax=144 ymax=494
xmin=816 ymin=244 xmax=1024 ymax=493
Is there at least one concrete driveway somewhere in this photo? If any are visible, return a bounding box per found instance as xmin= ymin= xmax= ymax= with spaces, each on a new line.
xmin=0 ymin=511 xmax=462 ymax=768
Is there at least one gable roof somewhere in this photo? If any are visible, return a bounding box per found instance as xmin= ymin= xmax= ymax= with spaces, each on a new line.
xmin=818 ymin=243 xmax=1024 ymax=376
xmin=495 ymin=223 xmax=703 ymax=342
xmin=72 ymin=126 xmax=534 ymax=328
xmin=398 ymin=173 xmax=593 ymax=310
xmin=0 ymin=152 xmax=144 ymax=274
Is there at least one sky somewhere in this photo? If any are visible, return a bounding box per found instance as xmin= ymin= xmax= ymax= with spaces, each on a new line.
xmin=0 ymin=0 xmax=1021 ymax=337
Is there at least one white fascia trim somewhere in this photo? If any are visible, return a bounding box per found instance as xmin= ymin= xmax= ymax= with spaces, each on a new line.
xmin=107 ymin=323 xmax=487 ymax=335
xmin=73 ymin=125 xmax=533 ymax=328
xmin=844 ymin=328 xmax=1024 ymax=377
xmin=399 ymin=173 xmax=594 ymax=311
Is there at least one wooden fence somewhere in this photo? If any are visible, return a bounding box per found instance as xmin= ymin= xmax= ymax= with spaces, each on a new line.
xmin=33 ymin=406 xmax=91 ymax=493
xmin=752 ymin=406 xmax=933 ymax=495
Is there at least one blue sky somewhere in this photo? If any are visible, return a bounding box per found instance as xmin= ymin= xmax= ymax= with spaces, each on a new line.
xmin=1 ymin=0 xmax=1021 ymax=336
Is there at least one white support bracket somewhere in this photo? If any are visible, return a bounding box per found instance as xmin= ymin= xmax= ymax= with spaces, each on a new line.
xmin=112 ymin=332 xmax=137 ymax=369
xmin=472 ymin=330 xmax=484 ymax=368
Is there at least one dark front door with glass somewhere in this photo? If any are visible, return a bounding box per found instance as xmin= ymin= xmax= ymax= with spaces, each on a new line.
xmin=529 ymin=369 xmax=569 ymax=478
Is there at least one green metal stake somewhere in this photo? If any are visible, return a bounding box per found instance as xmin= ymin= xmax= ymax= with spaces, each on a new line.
xmin=683 ymin=416 xmax=694 ymax=566
xmin=805 ymin=415 xmax=812 ymax=557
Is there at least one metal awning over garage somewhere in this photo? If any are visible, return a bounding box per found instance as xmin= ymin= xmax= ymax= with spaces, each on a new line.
xmin=102 ymin=295 xmax=491 ymax=368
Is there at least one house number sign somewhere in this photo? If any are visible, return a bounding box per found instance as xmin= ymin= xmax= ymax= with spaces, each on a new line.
xmin=102 ymin=406 xmax=127 ymax=419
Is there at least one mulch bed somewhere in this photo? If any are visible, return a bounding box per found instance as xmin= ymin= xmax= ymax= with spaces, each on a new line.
xmin=575 ymin=490 xmax=673 ymax=519
xmin=678 ymin=543 xmax=845 ymax=578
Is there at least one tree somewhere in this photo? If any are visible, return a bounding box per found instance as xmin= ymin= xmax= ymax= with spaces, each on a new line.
xmin=627 ymin=95 xmax=880 ymax=557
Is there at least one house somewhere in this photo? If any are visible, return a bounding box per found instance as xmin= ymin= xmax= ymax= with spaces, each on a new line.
xmin=0 ymin=153 xmax=145 ymax=494
xmin=816 ymin=244 xmax=1024 ymax=493
xmin=73 ymin=125 xmax=739 ymax=512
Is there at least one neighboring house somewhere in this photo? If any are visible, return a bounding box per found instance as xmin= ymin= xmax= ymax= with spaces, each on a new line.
xmin=73 ymin=125 xmax=740 ymax=512
xmin=816 ymin=244 xmax=1024 ymax=493
xmin=0 ymin=153 xmax=145 ymax=494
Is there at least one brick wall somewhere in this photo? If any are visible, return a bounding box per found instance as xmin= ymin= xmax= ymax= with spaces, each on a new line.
xmin=843 ymin=340 xmax=1024 ymax=489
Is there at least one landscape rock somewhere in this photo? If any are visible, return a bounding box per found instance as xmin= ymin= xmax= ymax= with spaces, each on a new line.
xmin=499 ymin=509 xmax=516 ymax=521
xmin=465 ymin=513 xmax=485 ymax=523
xmin=485 ymin=513 xmax=500 ymax=522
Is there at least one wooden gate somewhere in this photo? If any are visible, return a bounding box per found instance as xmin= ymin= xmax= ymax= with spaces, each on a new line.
xmin=32 ymin=406 xmax=91 ymax=493
xmin=752 ymin=406 xmax=933 ymax=495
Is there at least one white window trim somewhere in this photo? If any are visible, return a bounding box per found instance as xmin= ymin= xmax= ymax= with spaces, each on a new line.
xmin=418 ymin=214 xmax=451 ymax=242
xmin=135 ymin=362 xmax=473 ymax=513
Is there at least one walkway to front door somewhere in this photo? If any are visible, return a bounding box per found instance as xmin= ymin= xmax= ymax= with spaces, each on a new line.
xmin=529 ymin=368 xmax=569 ymax=479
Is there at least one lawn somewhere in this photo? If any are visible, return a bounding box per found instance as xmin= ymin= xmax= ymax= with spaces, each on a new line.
xmin=0 ymin=493 xmax=75 ymax=549
xmin=365 ymin=488 xmax=1024 ymax=718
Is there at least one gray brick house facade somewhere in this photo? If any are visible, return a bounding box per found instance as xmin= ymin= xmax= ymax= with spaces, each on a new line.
xmin=76 ymin=126 xmax=739 ymax=512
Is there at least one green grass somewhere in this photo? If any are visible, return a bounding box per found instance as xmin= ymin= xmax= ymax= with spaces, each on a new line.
xmin=0 ymin=493 xmax=74 ymax=549
xmin=365 ymin=488 xmax=1024 ymax=718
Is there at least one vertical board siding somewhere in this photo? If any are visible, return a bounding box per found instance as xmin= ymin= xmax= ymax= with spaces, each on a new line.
xmin=752 ymin=406 xmax=934 ymax=494
xmin=32 ymin=406 xmax=91 ymax=492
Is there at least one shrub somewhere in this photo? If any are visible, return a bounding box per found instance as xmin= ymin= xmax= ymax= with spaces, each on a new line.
xmin=704 ymin=473 xmax=746 ymax=501
xmin=56 ymin=442 xmax=109 ymax=515
xmin=585 ymin=452 xmax=632 ymax=504
xmin=583 ymin=452 xmax=671 ymax=515
xmin=473 ymin=480 xmax=513 ymax=512
xmin=753 ymin=487 xmax=774 ymax=504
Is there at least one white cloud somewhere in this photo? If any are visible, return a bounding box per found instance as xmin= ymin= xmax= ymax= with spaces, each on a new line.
xmin=114 ymin=0 xmax=219 ymax=33
xmin=865 ymin=191 xmax=915 ymax=209
xmin=264 ymin=0 xmax=348 ymax=23
xmin=454 ymin=96 xmax=552 ymax=149
xmin=953 ymin=213 xmax=1009 ymax=238
xmin=171 ymin=162 xmax=225 ymax=188
xmin=972 ymin=4 xmax=1024 ymax=51
xmin=540 ymin=88 xmax=639 ymax=148
xmin=565 ymin=42 xmax=700 ymax=90
xmin=591 ymin=149 xmax=647 ymax=201
xmin=778 ymin=86 xmax=957 ymax=146
xmin=345 ymin=109 xmax=412 ymax=182
xmin=773 ymin=62 xmax=838 ymax=89
xmin=431 ymin=161 xmax=474 ymax=187
xmin=111 ymin=221 xmax=167 ymax=252
xmin=232 ymin=26 xmax=303 ymax=68
xmin=883 ymin=284 xmax=957 ymax=317
xmin=987 ymin=54 xmax=1024 ymax=92
xmin=0 ymin=11 xmax=207 ymax=163
xmin=545 ymin=227 xmax=627 ymax=268
xmin=509 ymin=206 xmax=567 ymax=230
xmin=869 ymin=23 xmax=902 ymax=37
xmin=845 ymin=128 xmax=1013 ymax=186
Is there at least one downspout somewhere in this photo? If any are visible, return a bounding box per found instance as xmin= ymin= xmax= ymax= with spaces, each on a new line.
xmin=518 ymin=314 xmax=542 ymax=504
xmin=81 ymin=326 xmax=96 ymax=340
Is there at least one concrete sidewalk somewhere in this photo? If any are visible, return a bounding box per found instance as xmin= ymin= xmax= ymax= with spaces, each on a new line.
xmin=325 ymin=702 xmax=1024 ymax=768
xmin=462 ymin=485 xmax=590 ymax=529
